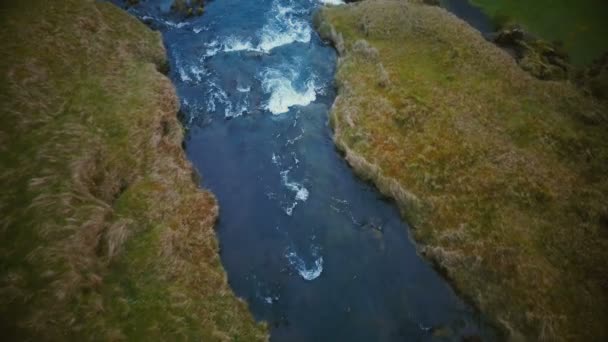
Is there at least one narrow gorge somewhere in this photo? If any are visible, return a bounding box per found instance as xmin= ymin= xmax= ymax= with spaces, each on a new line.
xmin=2 ymin=0 xmax=607 ymax=341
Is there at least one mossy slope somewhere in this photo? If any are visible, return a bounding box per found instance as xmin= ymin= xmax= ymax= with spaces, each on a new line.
xmin=0 ymin=0 xmax=266 ymax=340
xmin=468 ymin=0 xmax=608 ymax=65
xmin=317 ymin=0 xmax=608 ymax=340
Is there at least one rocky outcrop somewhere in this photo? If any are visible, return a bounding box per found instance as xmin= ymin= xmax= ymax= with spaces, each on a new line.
xmin=171 ymin=0 xmax=206 ymax=17
xmin=578 ymin=52 xmax=608 ymax=99
xmin=489 ymin=26 xmax=571 ymax=80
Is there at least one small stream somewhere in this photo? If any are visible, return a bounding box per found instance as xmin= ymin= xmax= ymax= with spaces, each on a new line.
xmin=115 ymin=0 xmax=497 ymax=340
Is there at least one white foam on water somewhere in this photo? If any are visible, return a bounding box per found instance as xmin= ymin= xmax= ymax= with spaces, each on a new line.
xmin=206 ymin=80 xmax=229 ymax=113
xmin=175 ymin=53 xmax=207 ymax=84
xmin=142 ymin=15 xmax=190 ymax=29
xmin=331 ymin=197 xmax=348 ymax=204
xmin=189 ymin=65 xmax=207 ymax=83
xmin=222 ymin=35 xmax=257 ymax=53
xmin=207 ymin=81 xmax=249 ymax=118
xmin=284 ymin=202 xmax=296 ymax=216
xmin=175 ymin=56 xmax=191 ymax=83
xmin=237 ymin=85 xmax=251 ymax=93
xmin=318 ymin=0 xmax=345 ymax=5
xmin=204 ymin=77 xmax=251 ymax=118
xmin=261 ymin=68 xmax=317 ymax=115
xmin=286 ymin=130 xmax=304 ymax=145
xmin=206 ymin=0 xmax=311 ymax=56
xmin=292 ymin=152 xmax=300 ymax=165
xmin=280 ymin=169 xmax=309 ymax=215
xmin=203 ymin=40 xmax=221 ymax=57
xmin=296 ymin=187 xmax=309 ymax=201
xmin=168 ymin=21 xmax=189 ymax=29
xmin=178 ymin=67 xmax=192 ymax=82
xmin=257 ymin=5 xmax=311 ymax=53
xmin=281 ymin=170 xmax=309 ymax=201
xmin=225 ymin=101 xmax=248 ymax=118
xmin=285 ymin=246 xmax=323 ymax=281
xmin=263 ymin=295 xmax=280 ymax=304
xmin=271 ymin=153 xmax=280 ymax=166
xmin=193 ymin=26 xmax=207 ymax=34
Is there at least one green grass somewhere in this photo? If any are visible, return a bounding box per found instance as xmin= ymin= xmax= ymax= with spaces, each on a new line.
xmin=317 ymin=0 xmax=608 ymax=340
xmin=0 ymin=0 xmax=266 ymax=340
xmin=468 ymin=0 xmax=608 ymax=65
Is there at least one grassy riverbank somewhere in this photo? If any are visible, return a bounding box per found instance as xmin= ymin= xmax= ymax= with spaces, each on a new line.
xmin=0 ymin=0 xmax=266 ymax=339
xmin=468 ymin=0 xmax=608 ymax=65
xmin=316 ymin=0 xmax=608 ymax=339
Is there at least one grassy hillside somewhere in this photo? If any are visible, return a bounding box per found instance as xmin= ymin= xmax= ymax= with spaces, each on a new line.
xmin=0 ymin=0 xmax=266 ymax=340
xmin=316 ymin=0 xmax=608 ymax=340
xmin=469 ymin=0 xmax=608 ymax=65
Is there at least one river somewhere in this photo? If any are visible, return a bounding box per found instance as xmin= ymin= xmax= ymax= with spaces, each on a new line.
xmin=440 ymin=0 xmax=495 ymax=34
xmin=113 ymin=0 xmax=496 ymax=340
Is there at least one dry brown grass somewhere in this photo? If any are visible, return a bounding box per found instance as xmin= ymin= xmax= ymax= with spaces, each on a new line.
xmin=0 ymin=0 xmax=266 ymax=340
xmin=317 ymin=0 xmax=608 ymax=340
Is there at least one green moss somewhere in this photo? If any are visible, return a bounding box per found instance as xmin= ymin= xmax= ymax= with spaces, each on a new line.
xmin=0 ymin=0 xmax=265 ymax=340
xmin=318 ymin=1 xmax=608 ymax=340
xmin=468 ymin=0 xmax=608 ymax=65
xmin=171 ymin=0 xmax=206 ymax=17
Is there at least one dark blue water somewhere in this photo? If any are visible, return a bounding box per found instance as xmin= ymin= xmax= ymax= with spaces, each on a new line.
xmin=114 ymin=0 xmax=497 ymax=340
xmin=440 ymin=0 xmax=495 ymax=34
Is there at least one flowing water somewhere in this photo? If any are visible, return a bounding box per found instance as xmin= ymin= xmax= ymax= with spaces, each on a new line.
xmin=114 ymin=0 xmax=497 ymax=340
xmin=440 ymin=0 xmax=495 ymax=34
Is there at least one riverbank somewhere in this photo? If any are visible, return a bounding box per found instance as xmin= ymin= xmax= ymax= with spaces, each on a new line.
xmin=316 ymin=0 xmax=608 ymax=340
xmin=0 ymin=0 xmax=265 ymax=339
